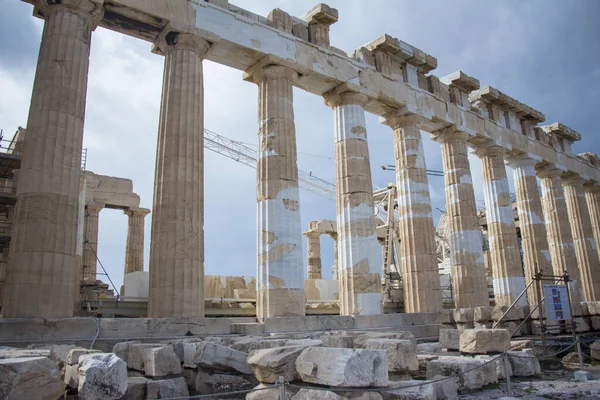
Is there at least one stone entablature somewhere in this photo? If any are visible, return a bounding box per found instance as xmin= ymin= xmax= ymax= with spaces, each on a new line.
xmin=540 ymin=122 xmax=582 ymax=155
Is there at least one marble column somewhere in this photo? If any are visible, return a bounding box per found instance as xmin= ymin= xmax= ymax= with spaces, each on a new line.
xmin=252 ymin=65 xmax=304 ymax=321
xmin=82 ymin=203 xmax=103 ymax=281
xmin=584 ymin=183 xmax=600 ymax=261
xmin=562 ymin=174 xmax=600 ymax=301
xmin=124 ymin=208 xmax=150 ymax=275
xmin=306 ymin=232 xmax=322 ymax=279
xmin=2 ymin=0 xmax=102 ymax=317
xmin=325 ymin=91 xmax=381 ymax=315
xmin=382 ymin=112 xmax=441 ymax=313
xmin=537 ymin=167 xmax=583 ymax=301
xmin=331 ymin=233 xmax=339 ymax=280
xmin=475 ymin=144 xmax=526 ymax=306
xmin=435 ymin=129 xmax=488 ymax=308
xmin=148 ymin=34 xmax=210 ymax=318
xmin=507 ymin=155 xmax=553 ymax=306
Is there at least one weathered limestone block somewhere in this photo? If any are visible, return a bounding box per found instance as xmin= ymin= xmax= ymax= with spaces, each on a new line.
xmin=231 ymin=338 xmax=288 ymax=353
xmin=362 ymin=339 xmax=418 ymax=373
xmin=0 ymin=357 xmax=65 ymax=400
xmin=64 ymin=363 xmax=79 ymax=388
xmin=67 ymin=348 xmax=102 ymax=366
xmin=473 ymin=322 xmax=492 ymax=329
xmin=295 ymin=347 xmax=388 ymax=388
xmin=112 ymin=341 xmax=141 ymax=365
xmin=590 ymin=341 xmax=600 ymax=361
xmin=459 ymin=329 xmax=510 ymax=354
xmin=590 ymin=316 xmax=600 ymax=331
xmin=354 ymin=332 xmax=416 ymax=349
xmin=573 ymin=317 xmax=591 ymax=333
xmin=195 ymin=371 xmax=255 ymax=395
xmin=146 ymin=377 xmax=189 ymax=399
xmin=417 ymin=354 xmax=438 ymax=374
xmin=48 ymin=344 xmax=80 ymax=370
xmin=439 ymin=329 xmax=460 ymax=351
xmin=507 ymin=350 xmax=540 ymax=376
xmin=0 ymin=348 xmax=51 ymax=359
xmin=473 ymin=307 xmax=492 ymax=322
xmin=474 ymin=355 xmax=512 ymax=379
xmin=285 ymin=339 xmax=323 ymax=347
xmin=247 ymin=346 xmax=310 ymax=383
xmin=124 ymin=344 xmax=163 ymax=372
xmin=320 ymin=334 xmax=354 ymax=348
xmin=380 ymin=377 xmax=458 ymax=400
xmin=426 ymin=357 xmax=498 ymax=393
xmin=121 ymin=376 xmax=149 ymax=400
xmin=193 ymin=342 xmax=251 ymax=374
xmin=143 ymin=346 xmax=181 ymax=377
xmin=440 ymin=309 xmax=455 ymax=325
xmin=453 ymin=308 xmax=475 ymax=323
xmin=161 ymin=338 xmax=203 ymax=362
xmin=586 ymin=301 xmax=600 ymax=316
xmin=246 ymin=383 xmax=298 ymax=400
xmin=509 ymin=340 xmax=534 ymax=351
xmin=417 ymin=343 xmax=441 ymax=354
xmin=291 ymin=388 xmax=342 ymax=399
xmin=78 ymin=353 xmax=128 ymax=400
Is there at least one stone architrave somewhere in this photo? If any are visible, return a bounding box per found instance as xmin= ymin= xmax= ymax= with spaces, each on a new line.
xmin=248 ymin=65 xmax=305 ymax=321
xmin=148 ymin=33 xmax=210 ymax=318
xmin=584 ymin=183 xmax=600 ymax=261
xmin=562 ymin=174 xmax=600 ymax=301
xmin=434 ymin=128 xmax=488 ymax=308
xmin=124 ymin=208 xmax=150 ymax=275
xmin=474 ymin=143 xmax=526 ymax=307
xmin=506 ymin=155 xmax=553 ymax=306
xmin=306 ymin=232 xmax=322 ymax=279
xmin=324 ymin=91 xmax=382 ymax=315
xmin=2 ymin=0 xmax=103 ymax=318
xmin=82 ymin=203 xmax=103 ymax=281
xmin=537 ymin=166 xmax=583 ymax=301
xmin=381 ymin=112 xmax=441 ymax=313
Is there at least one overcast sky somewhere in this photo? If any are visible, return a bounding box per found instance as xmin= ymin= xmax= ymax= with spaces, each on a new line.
xmin=1 ymin=0 xmax=599 ymax=293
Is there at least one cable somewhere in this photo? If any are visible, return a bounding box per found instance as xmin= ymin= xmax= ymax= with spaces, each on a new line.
xmin=89 ymin=317 xmax=100 ymax=349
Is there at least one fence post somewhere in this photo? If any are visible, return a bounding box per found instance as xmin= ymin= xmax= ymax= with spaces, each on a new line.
xmin=503 ymin=353 xmax=512 ymax=397
xmin=278 ymin=376 xmax=286 ymax=400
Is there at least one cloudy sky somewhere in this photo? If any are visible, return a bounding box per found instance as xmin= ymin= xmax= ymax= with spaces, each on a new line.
xmin=1 ymin=0 xmax=599 ymax=293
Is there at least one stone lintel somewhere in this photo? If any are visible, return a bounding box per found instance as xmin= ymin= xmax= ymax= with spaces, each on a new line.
xmin=440 ymin=71 xmax=480 ymax=93
xmin=541 ymin=122 xmax=582 ymax=143
xmin=305 ymin=219 xmax=336 ymax=235
xmin=535 ymin=162 xmax=567 ymax=179
xmin=364 ymin=34 xmax=437 ymax=73
xmin=578 ymin=153 xmax=600 ymax=168
xmin=469 ymin=86 xmax=545 ymax=123
xmin=301 ymin=3 xmax=338 ymax=26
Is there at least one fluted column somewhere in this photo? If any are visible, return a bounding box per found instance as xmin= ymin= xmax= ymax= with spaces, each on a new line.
xmin=537 ymin=167 xmax=583 ymax=301
xmin=331 ymin=233 xmax=339 ymax=280
xmin=124 ymin=208 xmax=150 ymax=275
xmin=562 ymin=174 xmax=600 ymax=301
xmin=584 ymin=183 xmax=600 ymax=261
xmin=148 ymin=34 xmax=210 ymax=318
xmin=435 ymin=129 xmax=488 ymax=308
xmin=475 ymin=143 xmax=526 ymax=307
xmin=381 ymin=112 xmax=441 ymax=312
xmin=2 ymin=0 xmax=102 ymax=317
xmin=325 ymin=91 xmax=381 ymax=315
xmin=82 ymin=203 xmax=103 ymax=281
xmin=507 ymin=155 xmax=553 ymax=306
xmin=306 ymin=232 xmax=322 ymax=279
xmin=251 ymin=65 xmax=304 ymax=321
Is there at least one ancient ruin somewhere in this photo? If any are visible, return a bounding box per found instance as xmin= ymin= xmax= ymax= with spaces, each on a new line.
xmin=1 ymin=0 xmax=600 ymax=398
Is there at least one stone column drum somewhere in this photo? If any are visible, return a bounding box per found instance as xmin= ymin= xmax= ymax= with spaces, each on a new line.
xmin=2 ymin=0 xmax=102 ymax=318
xmin=537 ymin=167 xmax=582 ymax=301
xmin=325 ymin=92 xmax=382 ymax=315
xmin=331 ymin=233 xmax=339 ymax=280
xmin=507 ymin=156 xmax=553 ymax=306
xmin=253 ymin=65 xmax=305 ymax=321
xmin=584 ymin=183 xmax=600 ymax=260
xmin=436 ymin=129 xmax=488 ymax=308
xmin=82 ymin=203 xmax=103 ymax=281
xmin=475 ymin=144 xmax=526 ymax=307
xmin=306 ymin=232 xmax=322 ymax=279
xmin=562 ymin=175 xmax=600 ymax=301
xmin=124 ymin=208 xmax=150 ymax=275
xmin=148 ymin=34 xmax=210 ymax=318
xmin=382 ymin=113 xmax=441 ymax=313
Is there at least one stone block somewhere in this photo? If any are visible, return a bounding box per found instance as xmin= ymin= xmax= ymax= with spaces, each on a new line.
xmin=440 ymin=309 xmax=455 ymax=325
xmin=496 ymin=321 xmax=522 ymax=336
xmin=456 ymin=323 xmax=474 ymax=333
xmin=507 ymin=350 xmax=540 ymax=376
xmin=354 ymin=331 xmax=416 ymax=350
xmin=439 ymin=329 xmax=460 ymax=351
xmin=100 ymin=319 xmax=148 ymax=338
xmin=573 ymin=317 xmax=591 ymax=333
xmin=459 ymin=329 xmax=510 ymax=354
xmin=416 ymin=342 xmax=441 ymax=354
xmin=146 ymin=377 xmax=189 ymax=399
xmin=121 ymin=376 xmax=149 ymax=400
xmin=195 ymin=371 xmax=254 ymax=394
xmin=143 ymin=346 xmax=181 ymax=377
xmin=66 ymin=348 xmax=101 ymax=366
xmin=285 ymin=339 xmax=323 ymax=347
xmin=78 ymin=353 xmax=128 ymax=400
xmin=49 ymin=344 xmax=80 ymax=370
xmin=0 ymin=357 xmax=65 ymax=400
xmin=247 ymin=346 xmax=311 ymax=383
xmin=43 ymin=318 xmax=97 ymax=340
xmin=0 ymin=318 xmax=45 ymax=341
xmin=574 ymin=370 xmax=594 ymax=381
xmin=475 ymin=355 xmax=512 ymax=380
xmin=381 ymin=377 xmax=458 ymax=400
xmin=290 ymin=388 xmax=342 ymax=399
xmin=453 ymin=308 xmax=474 ymax=323
xmin=491 ymin=305 xmax=520 ymax=321
xmin=590 ymin=340 xmax=600 ymax=361
xmin=509 ymin=340 xmax=533 ymax=351
xmin=64 ymin=363 xmax=79 ymax=388
xmin=161 ymin=338 xmax=203 ymax=362
xmin=193 ymin=342 xmax=251 ymax=374
xmin=0 ymin=348 xmax=51 ymax=359
xmin=147 ymin=318 xmax=189 ymax=337
xmin=111 ymin=341 xmax=141 ymax=365
xmin=231 ymin=323 xmax=265 ymax=335
xmin=246 ymin=383 xmax=297 ymax=400
xmin=231 ymin=337 xmax=288 ymax=353
xmin=320 ymin=334 xmax=354 ymax=348
xmin=295 ymin=347 xmax=388 ymax=388
xmin=586 ymin=301 xmax=600 ymax=315
xmin=264 ymin=316 xmax=354 ymax=333
xmin=362 ymin=339 xmax=418 ymax=373
xmin=417 ymin=354 xmax=438 ymax=374
xmin=426 ymin=357 xmax=498 ymax=393
xmin=473 ymin=322 xmax=492 ymax=329
xmin=125 ymin=344 xmax=163 ymax=372
xmin=473 ymin=307 xmax=492 ymax=322
xmin=591 ymin=316 xmax=600 ymax=331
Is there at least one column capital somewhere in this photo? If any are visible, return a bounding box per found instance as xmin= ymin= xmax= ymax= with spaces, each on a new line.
xmin=125 ymin=207 xmax=151 ymax=218
xmin=245 ymin=64 xmax=299 ymax=84
xmin=86 ymin=202 xmax=104 ymax=214
xmin=561 ymin=172 xmax=585 ymax=186
xmin=154 ymin=32 xmax=211 ymax=58
xmin=303 ymin=230 xmax=321 ymax=238
xmin=535 ymin=164 xmax=564 ymax=179
xmin=505 ymin=153 xmax=541 ymax=169
xmin=472 ymin=140 xmax=506 ymax=158
xmin=431 ymin=126 xmax=469 ymax=144
xmin=35 ymin=0 xmax=104 ymax=28
xmin=380 ymin=111 xmax=423 ymax=130
xmin=324 ymin=91 xmax=369 ymax=109
xmin=583 ymin=182 xmax=600 ymax=194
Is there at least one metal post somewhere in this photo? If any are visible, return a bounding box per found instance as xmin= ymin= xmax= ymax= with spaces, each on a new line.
xmin=534 ymin=271 xmax=547 ymax=356
xmin=503 ymin=353 xmax=512 ymax=397
xmin=278 ymin=376 xmax=286 ymax=400
xmin=492 ymin=279 xmax=536 ymax=329
xmin=563 ymin=273 xmax=584 ymax=371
